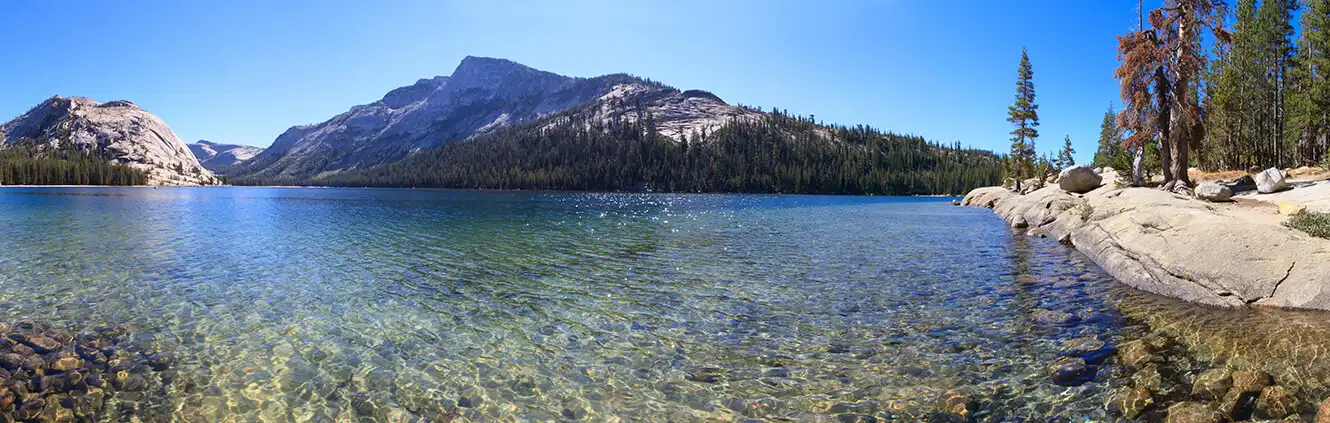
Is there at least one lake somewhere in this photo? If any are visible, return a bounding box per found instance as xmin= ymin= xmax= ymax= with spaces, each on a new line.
xmin=1 ymin=187 xmax=1328 ymax=422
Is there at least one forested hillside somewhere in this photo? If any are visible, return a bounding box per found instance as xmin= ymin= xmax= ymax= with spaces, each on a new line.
xmin=0 ymin=146 xmax=148 ymax=185
xmin=238 ymin=105 xmax=1003 ymax=195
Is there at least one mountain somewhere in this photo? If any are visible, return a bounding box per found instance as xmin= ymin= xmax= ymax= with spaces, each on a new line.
xmin=232 ymin=56 xmax=1004 ymax=194
xmin=231 ymin=56 xmax=762 ymax=181
xmin=188 ymin=140 xmax=264 ymax=173
xmin=1 ymin=96 xmax=219 ymax=185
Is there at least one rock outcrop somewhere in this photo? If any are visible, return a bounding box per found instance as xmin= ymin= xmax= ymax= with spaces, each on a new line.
xmin=187 ymin=140 xmax=264 ymax=173
xmin=962 ymin=183 xmax=1330 ymax=310
xmin=1 ymin=96 xmax=219 ymax=185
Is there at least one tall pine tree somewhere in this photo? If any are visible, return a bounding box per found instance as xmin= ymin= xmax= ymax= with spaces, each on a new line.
xmin=1057 ymin=135 xmax=1076 ymax=168
xmin=1295 ymin=0 xmax=1330 ymax=165
xmin=1006 ymin=48 xmax=1039 ymax=191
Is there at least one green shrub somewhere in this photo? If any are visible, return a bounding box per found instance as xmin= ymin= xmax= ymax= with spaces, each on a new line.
xmin=1285 ymin=212 xmax=1330 ymax=239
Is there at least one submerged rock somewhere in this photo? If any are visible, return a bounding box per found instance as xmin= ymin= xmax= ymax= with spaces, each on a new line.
xmin=1107 ymin=387 xmax=1154 ymax=419
xmin=0 ymin=322 xmax=173 ymax=422
xmin=1166 ymin=402 xmax=1222 ymax=423
xmin=1317 ymin=397 xmax=1330 ymax=423
xmin=1255 ymin=385 xmax=1298 ymax=419
xmin=1118 ymin=340 xmax=1157 ymax=368
xmin=1049 ymin=357 xmax=1097 ymax=387
xmin=1191 ymin=368 xmax=1231 ymax=401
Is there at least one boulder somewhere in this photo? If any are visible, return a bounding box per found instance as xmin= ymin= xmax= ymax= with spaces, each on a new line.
xmin=1058 ymin=166 xmax=1103 ymax=194
xmin=1257 ymin=167 xmax=1291 ymax=194
xmin=1195 ymin=182 xmax=1232 ymax=202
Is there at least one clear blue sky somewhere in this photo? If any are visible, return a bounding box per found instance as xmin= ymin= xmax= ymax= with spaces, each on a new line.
xmin=1 ymin=1 xmax=1151 ymax=164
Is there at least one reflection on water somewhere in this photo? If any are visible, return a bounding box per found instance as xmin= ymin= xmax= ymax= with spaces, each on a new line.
xmin=0 ymin=187 xmax=1325 ymax=422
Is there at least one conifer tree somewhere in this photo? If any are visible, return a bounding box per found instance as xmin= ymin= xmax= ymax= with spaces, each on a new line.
xmin=1057 ymin=135 xmax=1076 ymax=168
xmin=1006 ymin=48 xmax=1039 ymax=191
xmin=1093 ymin=105 xmax=1132 ymax=176
xmin=1296 ymin=0 xmax=1330 ymax=165
xmin=1116 ymin=0 xmax=1227 ymax=189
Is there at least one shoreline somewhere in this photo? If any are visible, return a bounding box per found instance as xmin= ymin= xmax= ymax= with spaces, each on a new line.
xmin=0 ymin=184 xmax=972 ymax=197
xmin=962 ymin=181 xmax=1330 ymax=311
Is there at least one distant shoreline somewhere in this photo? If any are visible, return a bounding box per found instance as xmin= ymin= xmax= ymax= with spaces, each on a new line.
xmin=0 ymin=185 xmax=968 ymax=197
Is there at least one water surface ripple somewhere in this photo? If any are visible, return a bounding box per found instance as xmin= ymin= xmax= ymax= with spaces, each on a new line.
xmin=0 ymin=187 xmax=1323 ymax=422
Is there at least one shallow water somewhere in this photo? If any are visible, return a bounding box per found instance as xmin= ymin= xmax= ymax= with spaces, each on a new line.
xmin=0 ymin=187 xmax=1325 ymax=422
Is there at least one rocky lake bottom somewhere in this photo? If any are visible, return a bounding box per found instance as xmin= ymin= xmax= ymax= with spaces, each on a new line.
xmin=0 ymin=187 xmax=1329 ymax=422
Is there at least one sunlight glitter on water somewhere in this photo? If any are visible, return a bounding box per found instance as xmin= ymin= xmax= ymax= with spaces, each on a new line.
xmin=0 ymin=187 xmax=1326 ymax=422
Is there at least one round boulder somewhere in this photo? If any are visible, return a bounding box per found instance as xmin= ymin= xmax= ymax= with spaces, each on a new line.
xmin=1057 ymin=166 xmax=1104 ymax=194
xmin=1194 ymin=182 xmax=1233 ymax=202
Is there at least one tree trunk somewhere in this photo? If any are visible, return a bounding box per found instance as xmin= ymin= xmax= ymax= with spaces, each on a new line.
xmin=1132 ymin=146 xmax=1145 ymax=186
xmin=1300 ymin=122 xmax=1319 ymax=166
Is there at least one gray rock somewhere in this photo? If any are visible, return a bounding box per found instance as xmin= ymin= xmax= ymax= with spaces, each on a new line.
xmin=188 ymin=140 xmax=264 ymax=172
xmin=1257 ymin=167 xmax=1291 ymax=193
xmin=0 ymin=96 xmax=219 ymax=186
xmin=1195 ymin=182 xmax=1233 ymax=202
xmin=233 ymin=56 xmax=765 ymax=181
xmin=964 ymin=183 xmax=1330 ymax=310
xmin=1058 ymin=166 xmax=1103 ymax=193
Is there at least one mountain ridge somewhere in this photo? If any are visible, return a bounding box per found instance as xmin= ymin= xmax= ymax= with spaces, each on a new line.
xmin=230 ymin=56 xmax=736 ymax=181
xmin=187 ymin=140 xmax=265 ymax=173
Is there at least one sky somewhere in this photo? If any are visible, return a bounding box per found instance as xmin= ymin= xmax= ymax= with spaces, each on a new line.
xmin=1 ymin=0 xmax=1153 ymax=165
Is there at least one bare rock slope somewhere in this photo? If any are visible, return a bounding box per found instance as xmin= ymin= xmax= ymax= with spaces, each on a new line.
xmin=1 ymin=96 xmax=219 ymax=185
xmin=963 ymin=184 xmax=1330 ymax=310
xmin=232 ymin=56 xmax=763 ymax=182
xmin=188 ymin=140 xmax=264 ymax=172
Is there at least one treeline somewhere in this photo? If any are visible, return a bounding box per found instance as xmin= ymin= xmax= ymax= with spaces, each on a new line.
xmin=0 ymin=146 xmax=147 ymax=185
xmin=1202 ymin=0 xmax=1322 ymax=170
xmin=241 ymin=108 xmax=1003 ymax=195
xmin=1108 ymin=0 xmax=1330 ymax=175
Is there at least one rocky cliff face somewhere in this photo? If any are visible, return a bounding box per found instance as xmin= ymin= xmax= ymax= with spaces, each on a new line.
xmin=233 ymin=56 xmax=764 ymax=181
xmin=1 ymin=96 xmax=220 ymax=185
xmin=188 ymin=140 xmax=264 ymax=172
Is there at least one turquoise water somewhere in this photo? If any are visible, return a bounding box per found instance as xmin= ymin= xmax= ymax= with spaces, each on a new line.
xmin=0 ymin=187 xmax=1276 ymax=422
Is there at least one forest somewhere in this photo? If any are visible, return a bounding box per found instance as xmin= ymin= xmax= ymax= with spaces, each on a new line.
xmin=0 ymin=146 xmax=147 ymax=186
xmin=238 ymin=106 xmax=1004 ymax=196
xmin=1082 ymin=0 xmax=1330 ymax=191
